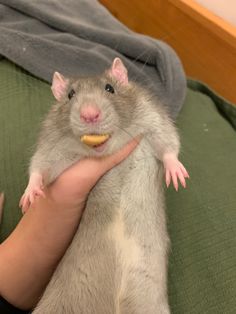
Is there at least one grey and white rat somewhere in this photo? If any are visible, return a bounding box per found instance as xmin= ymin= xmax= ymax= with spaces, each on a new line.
xmin=21 ymin=58 xmax=188 ymax=313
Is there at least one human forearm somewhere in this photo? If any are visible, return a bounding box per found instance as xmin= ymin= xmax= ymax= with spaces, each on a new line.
xmin=0 ymin=191 xmax=84 ymax=310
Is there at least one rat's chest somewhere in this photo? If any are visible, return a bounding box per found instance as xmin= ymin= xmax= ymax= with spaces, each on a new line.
xmin=88 ymin=140 xmax=163 ymax=224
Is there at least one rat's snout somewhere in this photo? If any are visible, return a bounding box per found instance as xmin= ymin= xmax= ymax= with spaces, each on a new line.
xmin=80 ymin=104 xmax=101 ymax=124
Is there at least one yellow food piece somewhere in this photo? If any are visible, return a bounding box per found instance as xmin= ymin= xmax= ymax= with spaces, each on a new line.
xmin=80 ymin=134 xmax=110 ymax=147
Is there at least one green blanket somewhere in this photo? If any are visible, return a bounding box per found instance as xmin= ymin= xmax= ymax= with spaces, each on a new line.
xmin=0 ymin=59 xmax=236 ymax=313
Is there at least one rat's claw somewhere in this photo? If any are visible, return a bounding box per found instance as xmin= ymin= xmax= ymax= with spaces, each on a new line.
xmin=180 ymin=163 xmax=189 ymax=178
xmin=21 ymin=194 xmax=30 ymax=214
xmin=19 ymin=195 xmax=24 ymax=208
xmin=170 ymin=171 xmax=178 ymax=191
xmin=165 ymin=170 xmax=171 ymax=188
xmin=19 ymin=193 xmax=27 ymax=209
xmin=29 ymin=192 xmax=35 ymax=205
xmin=177 ymin=169 xmax=186 ymax=188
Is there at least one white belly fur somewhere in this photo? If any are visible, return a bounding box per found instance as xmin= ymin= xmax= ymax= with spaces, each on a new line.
xmin=107 ymin=210 xmax=142 ymax=313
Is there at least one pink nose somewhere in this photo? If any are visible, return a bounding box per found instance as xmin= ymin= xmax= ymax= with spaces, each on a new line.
xmin=80 ymin=105 xmax=101 ymax=123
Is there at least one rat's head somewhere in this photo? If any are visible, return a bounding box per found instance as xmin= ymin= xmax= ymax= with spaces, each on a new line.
xmin=51 ymin=58 xmax=145 ymax=156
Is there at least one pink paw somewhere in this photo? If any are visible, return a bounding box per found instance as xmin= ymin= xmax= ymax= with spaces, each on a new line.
xmin=163 ymin=153 xmax=189 ymax=191
xmin=19 ymin=173 xmax=45 ymax=213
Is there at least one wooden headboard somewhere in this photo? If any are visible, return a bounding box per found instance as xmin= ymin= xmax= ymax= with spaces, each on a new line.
xmin=100 ymin=0 xmax=236 ymax=105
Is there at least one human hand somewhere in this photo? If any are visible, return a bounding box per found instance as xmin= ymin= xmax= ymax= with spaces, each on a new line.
xmin=47 ymin=136 xmax=141 ymax=210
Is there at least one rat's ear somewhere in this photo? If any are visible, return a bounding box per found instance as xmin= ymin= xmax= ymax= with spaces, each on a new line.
xmin=108 ymin=58 xmax=128 ymax=85
xmin=51 ymin=72 xmax=69 ymax=102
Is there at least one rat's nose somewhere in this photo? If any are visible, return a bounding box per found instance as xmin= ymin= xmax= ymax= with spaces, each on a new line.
xmin=80 ymin=105 xmax=101 ymax=123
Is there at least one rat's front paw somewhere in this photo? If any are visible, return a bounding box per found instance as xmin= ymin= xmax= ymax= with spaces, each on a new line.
xmin=19 ymin=173 xmax=45 ymax=213
xmin=163 ymin=153 xmax=189 ymax=191
xmin=19 ymin=186 xmax=45 ymax=214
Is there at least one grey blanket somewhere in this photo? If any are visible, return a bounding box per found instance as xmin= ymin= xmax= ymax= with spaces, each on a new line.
xmin=0 ymin=0 xmax=186 ymax=118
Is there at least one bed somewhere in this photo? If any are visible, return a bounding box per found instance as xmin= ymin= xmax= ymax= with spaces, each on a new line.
xmin=0 ymin=1 xmax=236 ymax=313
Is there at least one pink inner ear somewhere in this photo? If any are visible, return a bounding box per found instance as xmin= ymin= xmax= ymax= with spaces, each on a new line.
xmin=109 ymin=58 xmax=128 ymax=85
xmin=51 ymin=72 xmax=69 ymax=101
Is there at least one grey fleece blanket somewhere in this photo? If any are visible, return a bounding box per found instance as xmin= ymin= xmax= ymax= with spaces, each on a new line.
xmin=0 ymin=0 xmax=186 ymax=118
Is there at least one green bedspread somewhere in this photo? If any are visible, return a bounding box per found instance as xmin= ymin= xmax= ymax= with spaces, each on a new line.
xmin=0 ymin=59 xmax=235 ymax=314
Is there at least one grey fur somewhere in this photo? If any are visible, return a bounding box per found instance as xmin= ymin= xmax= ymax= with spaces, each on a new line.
xmin=31 ymin=69 xmax=179 ymax=313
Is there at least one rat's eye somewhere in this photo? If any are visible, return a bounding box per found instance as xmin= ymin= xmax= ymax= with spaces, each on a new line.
xmin=105 ymin=84 xmax=114 ymax=94
xmin=68 ymin=89 xmax=75 ymax=100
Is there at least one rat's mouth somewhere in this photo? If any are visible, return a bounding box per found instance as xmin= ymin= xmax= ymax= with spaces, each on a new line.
xmin=80 ymin=134 xmax=111 ymax=151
